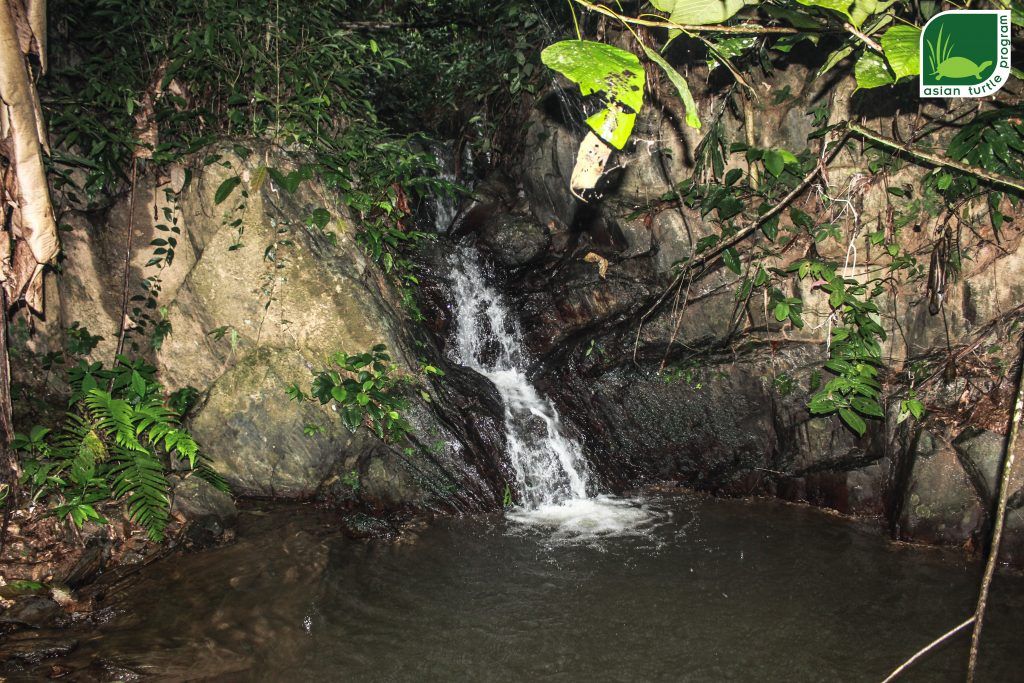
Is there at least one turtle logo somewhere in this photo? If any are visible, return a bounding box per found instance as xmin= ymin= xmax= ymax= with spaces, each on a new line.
xmin=920 ymin=10 xmax=1010 ymax=98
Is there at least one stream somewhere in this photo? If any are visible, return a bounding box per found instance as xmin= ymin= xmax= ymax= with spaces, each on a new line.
xmin=4 ymin=496 xmax=1023 ymax=681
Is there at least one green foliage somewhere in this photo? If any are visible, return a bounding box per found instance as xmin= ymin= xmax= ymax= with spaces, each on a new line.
xmin=788 ymin=260 xmax=887 ymax=436
xmin=341 ymin=470 xmax=361 ymax=492
xmin=47 ymin=0 xmax=533 ymax=327
xmin=880 ymin=25 xmax=921 ymax=81
xmin=639 ymin=44 xmax=701 ymax=130
xmin=541 ymin=40 xmax=645 ymax=149
xmin=288 ymin=344 xmax=412 ymax=442
xmin=13 ymin=357 xmax=227 ymax=541
xmin=651 ymin=0 xmax=757 ymax=29
xmin=553 ymin=0 xmax=1023 ymax=438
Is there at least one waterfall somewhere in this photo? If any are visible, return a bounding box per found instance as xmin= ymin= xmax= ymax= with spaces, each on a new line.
xmin=447 ymin=245 xmax=591 ymax=508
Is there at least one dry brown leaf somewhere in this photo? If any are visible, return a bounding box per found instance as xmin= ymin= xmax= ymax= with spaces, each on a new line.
xmin=584 ymin=251 xmax=609 ymax=279
xmin=570 ymin=131 xmax=612 ymax=198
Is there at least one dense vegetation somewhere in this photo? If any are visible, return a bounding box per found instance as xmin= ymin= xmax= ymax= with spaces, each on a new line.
xmin=2 ymin=0 xmax=1022 ymax=558
xmin=545 ymin=0 xmax=1021 ymax=435
xmin=4 ymin=0 xmax=563 ymax=544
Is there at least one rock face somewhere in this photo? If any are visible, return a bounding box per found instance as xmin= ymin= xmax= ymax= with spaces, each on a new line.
xmin=452 ymin=57 xmax=1024 ymax=560
xmin=49 ymin=144 xmax=508 ymax=514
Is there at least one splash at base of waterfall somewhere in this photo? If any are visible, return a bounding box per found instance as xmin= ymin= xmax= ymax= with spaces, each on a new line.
xmin=506 ymin=495 xmax=662 ymax=543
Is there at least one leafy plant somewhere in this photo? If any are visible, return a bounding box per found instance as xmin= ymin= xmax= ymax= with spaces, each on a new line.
xmin=541 ymin=40 xmax=646 ymax=150
xmin=288 ymin=344 xmax=412 ymax=442
xmin=13 ymin=357 xmax=227 ymax=540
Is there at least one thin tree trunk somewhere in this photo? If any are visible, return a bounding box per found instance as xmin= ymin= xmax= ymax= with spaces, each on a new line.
xmin=113 ymin=158 xmax=139 ymax=361
xmin=0 ymin=287 xmax=18 ymax=556
xmin=966 ymin=334 xmax=1024 ymax=680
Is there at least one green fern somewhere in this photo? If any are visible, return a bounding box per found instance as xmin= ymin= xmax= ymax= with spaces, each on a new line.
xmin=193 ymin=456 xmax=231 ymax=493
xmin=110 ymin=444 xmax=169 ymax=541
xmin=14 ymin=358 xmax=230 ymax=542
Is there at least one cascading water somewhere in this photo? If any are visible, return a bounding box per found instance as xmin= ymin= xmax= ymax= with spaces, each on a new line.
xmin=447 ymin=246 xmax=591 ymax=507
xmin=446 ymin=245 xmax=656 ymax=538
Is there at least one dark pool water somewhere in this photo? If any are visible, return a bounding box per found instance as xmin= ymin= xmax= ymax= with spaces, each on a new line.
xmin=5 ymin=493 xmax=1024 ymax=682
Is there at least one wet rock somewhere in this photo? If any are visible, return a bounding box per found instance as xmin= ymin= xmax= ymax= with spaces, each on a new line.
xmin=953 ymin=427 xmax=1018 ymax=507
xmin=0 ymin=629 xmax=78 ymax=662
xmin=551 ymin=362 xmax=776 ymax=490
xmin=898 ymin=430 xmax=983 ymax=547
xmin=0 ymin=596 xmax=65 ymax=631
xmin=339 ymin=512 xmax=398 ymax=540
xmin=781 ymin=460 xmax=889 ymax=517
xmin=520 ymin=108 xmax=579 ymax=233
xmin=478 ymin=214 xmax=550 ymax=268
xmin=171 ymin=476 xmax=239 ymax=546
xmin=62 ymin=541 xmax=113 ymax=590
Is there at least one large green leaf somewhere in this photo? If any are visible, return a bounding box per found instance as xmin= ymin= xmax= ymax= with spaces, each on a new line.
xmin=541 ymin=40 xmax=644 ymax=149
xmin=651 ymin=0 xmax=758 ymax=30
xmin=839 ymin=408 xmax=867 ymax=435
xmin=640 ymin=45 xmax=701 ymax=129
xmin=880 ymin=25 xmax=920 ymax=81
xmin=854 ymin=50 xmax=894 ymax=89
xmin=795 ymin=0 xmax=852 ymax=19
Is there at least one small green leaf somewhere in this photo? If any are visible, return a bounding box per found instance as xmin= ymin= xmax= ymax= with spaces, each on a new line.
xmin=763 ymin=149 xmax=785 ymax=177
xmin=640 ymin=44 xmax=701 ymax=129
xmin=854 ymin=51 xmax=895 ymax=90
xmin=817 ymin=45 xmax=854 ymax=77
xmin=907 ymin=398 xmax=925 ymax=419
xmin=839 ymin=408 xmax=867 ymax=435
xmin=851 ymin=396 xmax=884 ymax=417
xmin=880 ymin=25 xmax=921 ymax=81
xmin=651 ymin=0 xmax=758 ymax=29
xmin=723 ymin=247 xmax=742 ymax=274
xmin=214 ymin=176 xmax=241 ymax=205
xmin=130 ymin=370 xmax=146 ymax=398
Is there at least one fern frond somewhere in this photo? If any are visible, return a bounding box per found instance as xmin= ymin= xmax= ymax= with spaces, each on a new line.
xmin=193 ymin=455 xmax=231 ymax=493
xmin=110 ymin=446 xmax=170 ymax=541
xmin=83 ymin=389 xmax=146 ymax=452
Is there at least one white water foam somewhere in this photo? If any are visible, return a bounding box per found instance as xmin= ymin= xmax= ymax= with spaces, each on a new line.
xmin=447 ymin=245 xmax=657 ymax=540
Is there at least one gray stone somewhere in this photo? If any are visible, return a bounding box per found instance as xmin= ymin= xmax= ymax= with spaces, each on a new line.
xmin=171 ymin=475 xmax=238 ymax=531
xmin=899 ymin=430 xmax=983 ymax=546
xmin=479 ymin=214 xmax=550 ymax=268
xmin=520 ymin=110 xmax=579 ymax=233
xmin=953 ymin=428 xmax=1012 ymax=506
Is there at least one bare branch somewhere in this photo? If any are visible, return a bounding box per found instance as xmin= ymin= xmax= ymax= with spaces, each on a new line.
xmin=848 ymin=123 xmax=1024 ymax=195
xmin=968 ymin=334 xmax=1024 ymax=680
xmin=881 ymin=616 xmax=975 ymax=683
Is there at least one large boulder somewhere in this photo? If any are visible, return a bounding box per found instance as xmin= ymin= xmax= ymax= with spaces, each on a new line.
xmin=50 ymin=144 xmax=507 ymax=513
